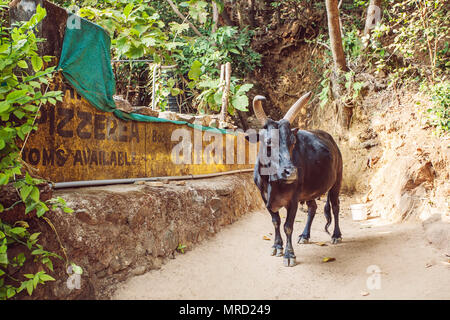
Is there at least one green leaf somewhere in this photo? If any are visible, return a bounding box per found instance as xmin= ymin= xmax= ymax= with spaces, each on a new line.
xmin=30 ymin=186 xmax=40 ymax=202
xmin=6 ymin=89 xmax=28 ymax=102
xmin=9 ymin=227 xmax=26 ymax=235
xmin=26 ymin=280 xmax=33 ymax=295
xmin=36 ymin=204 xmax=47 ymax=218
xmin=29 ymin=232 xmax=40 ymax=241
xmin=188 ymin=60 xmax=202 ymax=81
xmin=63 ymin=207 xmax=74 ymax=213
xmin=17 ymin=60 xmax=28 ymax=69
xmin=25 ymin=172 xmax=33 ymax=184
xmin=236 ymin=83 xmax=253 ymax=95
xmin=31 ymin=56 xmax=43 ymax=72
xmin=0 ymin=101 xmax=10 ymax=113
xmin=123 ymin=3 xmax=133 ymax=18
xmin=20 ymin=185 xmax=33 ymax=201
xmin=33 ymin=273 xmax=40 ymax=288
xmin=39 ymin=273 xmax=55 ymax=282
xmin=231 ymin=94 xmax=249 ymax=111
xmin=0 ymin=253 xmax=8 ymax=264
xmin=71 ymin=263 xmax=83 ymax=275
xmin=6 ymin=287 xmax=15 ymax=298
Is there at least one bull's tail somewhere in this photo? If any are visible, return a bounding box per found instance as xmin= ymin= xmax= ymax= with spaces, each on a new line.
xmin=324 ymin=194 xmax=332 ymax=235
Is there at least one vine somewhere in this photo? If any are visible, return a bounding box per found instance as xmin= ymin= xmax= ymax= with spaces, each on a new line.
xmin=0 ymin=3 xmax=73 ymax=299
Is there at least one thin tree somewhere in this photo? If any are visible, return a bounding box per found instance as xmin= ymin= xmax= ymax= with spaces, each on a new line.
xmin=325 ymin=0 xmax=348 ymax=72
xmin=165 ymin=0 xmax=203 ymax=37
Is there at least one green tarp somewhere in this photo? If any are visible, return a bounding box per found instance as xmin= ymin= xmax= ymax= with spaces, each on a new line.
xmin=57 ymin=14 xmax=231 ymax=135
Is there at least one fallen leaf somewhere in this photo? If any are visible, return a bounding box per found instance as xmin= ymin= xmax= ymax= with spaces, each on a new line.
xmin=322 ymin=257 xmax=336 ymax=263
xmin=263 ymin=236 xmax=271 ymax=241
xmin=315 ymin=242 xmax=327 ymax=247
xmin=360 ymin=291 xmax=370 ymax=296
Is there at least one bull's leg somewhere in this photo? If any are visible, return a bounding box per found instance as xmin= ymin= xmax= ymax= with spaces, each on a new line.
xmin=330 ymin=191 xmax=342 ymax=244
xmin=269 ymin=210 xmax=283 ymax=256
xmin=298 ymin=200 xmax=317 ymax=244
xmin=283 ymin=201 xmax=298 ymax=267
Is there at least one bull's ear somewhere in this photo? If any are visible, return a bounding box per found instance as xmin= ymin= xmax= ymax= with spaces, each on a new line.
xmin=245 ymin=132 xmax=259 ymax=143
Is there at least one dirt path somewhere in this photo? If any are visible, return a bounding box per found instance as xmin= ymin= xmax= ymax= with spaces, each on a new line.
xmin=112 ymin=196 xmax=449 ymax=300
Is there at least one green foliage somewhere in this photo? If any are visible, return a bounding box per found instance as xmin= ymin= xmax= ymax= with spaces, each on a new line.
xmin=423 ymin=80 xmax=450 ymax=135
xmin=68 ymin=0 xmax=260 ymax=117
xmin=177 ymin=243 xmax=187 ymax=254
xmin=193 ymin=73 xmax=253 ymax=114
xmin=78 ymin=1 xmax=176 ymax=63
xmin=177 ymin=25 xmax=259 ymax=115
xmin=0 ymin=5 xmax=74 ymax=300
xmin=368 ymin=0 xmax=449 ymax=80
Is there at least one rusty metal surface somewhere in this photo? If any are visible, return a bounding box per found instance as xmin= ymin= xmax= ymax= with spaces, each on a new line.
xmin=22 ymin=82 xmax=255 ymax=183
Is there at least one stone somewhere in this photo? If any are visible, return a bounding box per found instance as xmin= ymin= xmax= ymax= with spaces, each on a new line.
xmin=176 ymin=114 xmax=195 ymax=123
xmin=209 ymin=118 xmax=219 ymax=128
xmin=131 ymin=266 xmax=147 ymax=276
xmin=159 ymin=111 xmax=178 ymax=121
xmin=113 ymin=95 xmax=133 ymax=113
xmin=145 ymin=181 xmax=165 ymax=187
xmin=360 ymin=139 xmax=379 ymax=149
xmin=133 ymin=107 xmax=159 ymax=117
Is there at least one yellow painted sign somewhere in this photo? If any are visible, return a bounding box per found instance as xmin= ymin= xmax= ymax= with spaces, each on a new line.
xmin=22 ymin=83 xmax=255 ymax=183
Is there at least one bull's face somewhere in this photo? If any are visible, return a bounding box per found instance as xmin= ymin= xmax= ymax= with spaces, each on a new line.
xmin=246 ymin=93 xmax=312 ymax=184
xmin=258 ymin=119 xmax=299 ymax=183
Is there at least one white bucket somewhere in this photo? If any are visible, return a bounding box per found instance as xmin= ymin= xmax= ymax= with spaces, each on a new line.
xmin=350 ymin=204 xmax=368 ymax=221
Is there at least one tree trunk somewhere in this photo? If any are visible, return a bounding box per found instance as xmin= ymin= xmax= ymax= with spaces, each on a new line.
xmin=247 ymin=0 xmax=256 ymax=28
xmin=325 ymin=0 xmax=348 ymax=72
xmin=212 ymin=2 xmax=219 ymax=32
xmin=220 ymin=1 xmax=235 ymax=26
xmin=364 ymin=0 xmax=382 ymax=36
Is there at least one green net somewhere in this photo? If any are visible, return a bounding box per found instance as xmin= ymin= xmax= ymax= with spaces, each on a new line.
xmin=57 ymin=14 xmax=117 ymax=113
xmin=57 ymin=14 xmax=232 ymax=135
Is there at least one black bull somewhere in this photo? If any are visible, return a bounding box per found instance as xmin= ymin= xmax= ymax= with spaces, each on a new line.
xmin=246 ymin=93 xmax=343 ymax=267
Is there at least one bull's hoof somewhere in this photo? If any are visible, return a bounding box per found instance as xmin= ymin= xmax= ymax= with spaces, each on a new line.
xmin=331 ymin=237 xmax=342 ymax=244
xmin=298 ymin=236 xmax=309 ymax=244
xmin=271 ymin=247 xmax=283 ymax=257
xmin=283 ymin=257 xmax=296 ymax=267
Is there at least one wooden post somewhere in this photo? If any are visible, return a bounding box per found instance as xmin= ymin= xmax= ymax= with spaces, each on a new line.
xmin=220 ymin=62 xmax=231 ymax=122
xmin=151 ymin=64 xmax=159 ymax=110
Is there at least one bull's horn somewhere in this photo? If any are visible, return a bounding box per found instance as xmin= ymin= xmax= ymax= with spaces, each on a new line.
xmin=283 ymin=92 xmax=312 ymax=124
xmin=253 ymin=95 xmax=268 ymax=125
